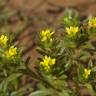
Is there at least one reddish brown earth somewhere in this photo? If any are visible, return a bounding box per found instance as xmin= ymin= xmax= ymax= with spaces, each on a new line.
xmin=6 ymin=0 xmax=96 ymax=59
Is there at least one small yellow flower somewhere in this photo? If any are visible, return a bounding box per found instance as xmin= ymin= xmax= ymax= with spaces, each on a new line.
xmin=40 ymin=29 xmax=54 ymax=42
xmin=0 ymin=35 xmax=8 ymax=46
xmin=40 ymin=55 xmax=56 ymax=71
xmin=66 ymin=26 xmax=79 ymax=37
xmin=5 ymin=46 xmax=17 ymax=58
xmin=84 ymin=68 xmax=91 ymax=79
xmin=88 ymin=17 xmax=96 ymax=27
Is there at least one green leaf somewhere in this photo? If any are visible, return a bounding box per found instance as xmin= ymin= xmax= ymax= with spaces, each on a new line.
xmin=0 ymin=73 xmax=22 ymax=93
xmin=59 ymin=90 xmax=70 ymax=96
xmin=78 ymin=64 xmax=84 ymax=83
xmin=11 ymin=84 xmax=33 ymax=96
xmin=29 ymin=90 xmax=51 ymax=96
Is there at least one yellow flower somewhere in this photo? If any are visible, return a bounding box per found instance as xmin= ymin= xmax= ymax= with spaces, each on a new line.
xmin=84 ymin=68 xmax=91 ymax=79
xmin=0 ymin=35 xmax=8 ymax=46
xmin=66 ymin=26 xmax=79 ymax=37
xmin=88 ymin=17 xmax=96 ymax=27
xmin=40 ymin=55 xmax=56 ymax=71
xmin=40 ymin=29 xmax=54 ymax=42
xmin=5 ymin=46 xmax=17 ymax=58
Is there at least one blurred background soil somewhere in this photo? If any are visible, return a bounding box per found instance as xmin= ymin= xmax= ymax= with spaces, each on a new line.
xmin=2 ymin=0 xmax=96 ymax=65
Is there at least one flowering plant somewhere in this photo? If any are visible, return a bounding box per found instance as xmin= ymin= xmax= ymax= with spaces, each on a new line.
xmin=29 ymin=10 xmax=96 ymax=96
xmin=0 ymin=7 xmax=96 ymax=96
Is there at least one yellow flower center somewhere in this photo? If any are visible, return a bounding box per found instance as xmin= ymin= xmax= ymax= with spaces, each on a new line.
xmin=0 ymin=35 xmax=8 ymax=46
xmin=5 ymin=46 xmax=17 ymax=58
xmin=40 ymin=55 xmax=56 ymax=71
xmin=40 ymin=29 xmax=54 ymax=42
xmin=84 ymin=68 xmax=91 ymax=79
xmin=66 ymin=26 xmax=79 ymax=37
xmin=88 ymin=17 xmax=96 ymax=27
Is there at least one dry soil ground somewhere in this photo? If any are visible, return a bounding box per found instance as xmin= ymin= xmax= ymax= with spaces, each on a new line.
xmin=6 ymin=0 xmax=96 ymax=59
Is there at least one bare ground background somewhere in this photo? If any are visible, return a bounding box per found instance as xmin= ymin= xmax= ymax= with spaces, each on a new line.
xmin=2 ymin=0 xmax=96 ymax=65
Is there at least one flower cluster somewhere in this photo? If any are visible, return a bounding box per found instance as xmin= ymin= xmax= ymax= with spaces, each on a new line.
xmin=84 ymin=68 xmax=91 ymax=79
xmin=0 ymin=35 xmax=18 ymax=59
xmin=0 ymin=35 xmax=8 ymax=46
xmin=88 ymin=17 xmax=96 ymax=28
xmin=40 ymin=55 xmax=56 ymax=71
xmin=5 ymin=46 xmax=17 ymax=58
xmin=40 ymin=29 xmax=54 ymax=42
xmin=66 ymin=26 xmax=79 ymax=37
